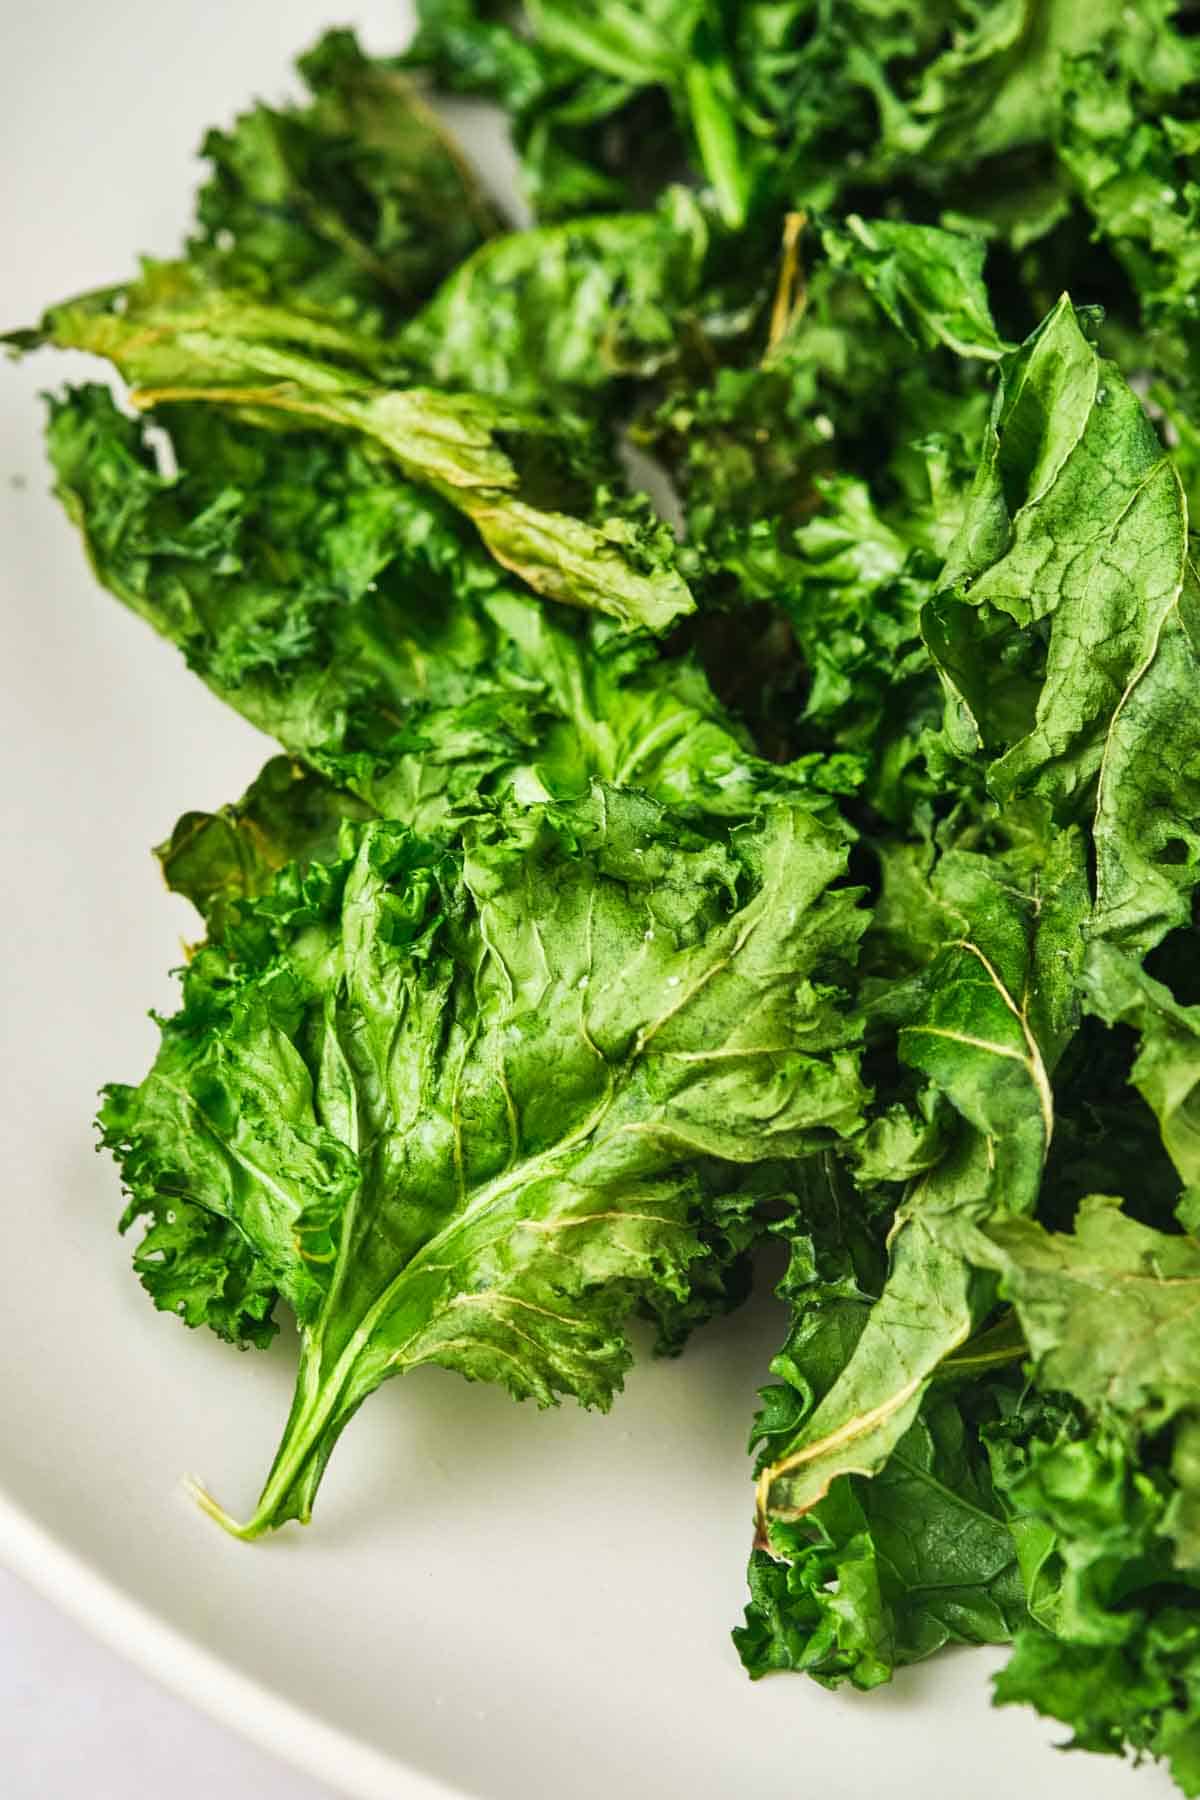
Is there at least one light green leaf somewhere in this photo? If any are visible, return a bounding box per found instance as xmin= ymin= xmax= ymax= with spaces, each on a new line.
xmin=106 ymin=788 xmax=867 ymax=1534
xmin=977 ymin=1194 xmax=1200 ymax=1440
xmin=13 ymin=268 xmax=694 ymax=633
xmin=401 ymin=188 xmax=711 ymax=404
xmin=822 ymin=216 xmax=1011 ymax=360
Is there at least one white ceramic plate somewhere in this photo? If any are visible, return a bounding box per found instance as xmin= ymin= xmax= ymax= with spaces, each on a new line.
xmin=0 ymin=6 xmax=1172 ymax=1796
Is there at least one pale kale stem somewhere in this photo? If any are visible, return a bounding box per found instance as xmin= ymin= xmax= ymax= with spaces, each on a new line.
xmin=191 ymin=1313 xmax=384 ymax=1541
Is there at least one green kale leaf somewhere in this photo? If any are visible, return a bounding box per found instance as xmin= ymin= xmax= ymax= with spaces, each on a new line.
xmin=191 ymin=28 xmax=500 ymax=332
xmin=1081 ymin=941 xmax=1200 ymax=1192
xmin=400 ymin=186 xmax=723 ymax=408
xmin=754 ymin=818 xmax=1088 ymax=1533
xmin=971 ymin=1198 xmax=1200 ymax=1788
xmin=15 ymin=267 xmax=694 ymax=632
xmin=736 ymin=1168 xmax=1028 ymax=1686
xmin=820 ymin=217 xmax=1012 ymax=362
xmin=42 ymin=384 xmax=846 ymax=856
xmin=926 ymin=295 xmax=1200 ymax=954
xmin=104 ymin=788 xmax=867 ymax=1534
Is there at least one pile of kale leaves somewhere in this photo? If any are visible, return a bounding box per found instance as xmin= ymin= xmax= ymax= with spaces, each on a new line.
xmin=13 ymin=3 xmax=1200 ymax=1786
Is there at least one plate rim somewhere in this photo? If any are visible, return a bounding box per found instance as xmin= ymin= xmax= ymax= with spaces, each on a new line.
xmin=0 ymin=1484 xmax=467 ymax=1800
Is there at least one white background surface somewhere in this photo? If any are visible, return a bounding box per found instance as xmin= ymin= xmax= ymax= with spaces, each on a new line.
xmin=0 ymin=1565 xmax=332 ymax=1799
xmin=0 ymin=3 xmax=1179 ymax=1797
